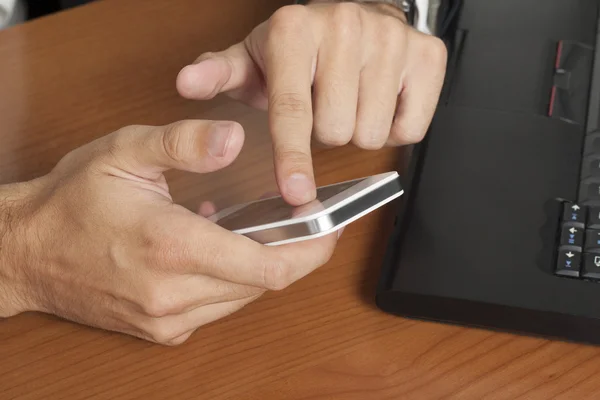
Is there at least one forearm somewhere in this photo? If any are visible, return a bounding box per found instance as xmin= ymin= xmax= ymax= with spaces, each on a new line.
xmin=0 ymin=183 xmax=34 ymax=317
xmin=0 ymin=186 xmax=16 ymax=280
xmin=0 ymin=187 xmax=15 ymax=316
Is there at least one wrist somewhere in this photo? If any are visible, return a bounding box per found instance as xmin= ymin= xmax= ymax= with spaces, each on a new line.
xmin=0 ymin=183 xmax=38 ymax=317
xmin=301 ymin=0 xmax=408 ymax=23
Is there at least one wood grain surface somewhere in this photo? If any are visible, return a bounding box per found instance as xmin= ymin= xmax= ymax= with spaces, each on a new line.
xmin=1 ymin=1 xmax=600 ymax=399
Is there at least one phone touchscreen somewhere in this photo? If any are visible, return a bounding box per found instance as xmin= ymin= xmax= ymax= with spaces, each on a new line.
xmin=213 ymin=179 xmax=362 ymax=231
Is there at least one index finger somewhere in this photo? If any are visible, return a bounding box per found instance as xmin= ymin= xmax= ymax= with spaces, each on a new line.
xmin=265 ymin=7 xmax=319 ymax=206
xmin=155 ymin=207 xmax=338 ymax=291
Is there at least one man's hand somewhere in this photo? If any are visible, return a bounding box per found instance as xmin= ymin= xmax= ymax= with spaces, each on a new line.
xmin=176 ymin=1 xmax=447 ymax=206
xmin=0 ymin=120 xmax=338 ymax=345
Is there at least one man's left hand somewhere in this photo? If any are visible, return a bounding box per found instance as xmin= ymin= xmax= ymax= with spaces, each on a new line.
xmin=176 ymin=1 xmax=447 ymax=205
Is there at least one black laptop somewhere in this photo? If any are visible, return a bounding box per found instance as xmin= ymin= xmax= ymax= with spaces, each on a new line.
xmin=376 ymin=0 xmax=600 ymax=345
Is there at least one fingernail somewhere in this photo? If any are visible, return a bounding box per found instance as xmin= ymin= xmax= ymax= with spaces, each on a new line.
xmin=337 ymin=227 xmax=345 ymax=239
xmin=285 ymin=173 xmax=315 ymax=204
xmin=207 ymin=122 xmax=233 ymax=158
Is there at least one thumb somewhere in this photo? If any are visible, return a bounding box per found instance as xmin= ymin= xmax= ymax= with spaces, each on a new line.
xmin=107 ymin=120 xmax=244 ymax=179
xmin=176 ymin=42 xmax=267 ymax=109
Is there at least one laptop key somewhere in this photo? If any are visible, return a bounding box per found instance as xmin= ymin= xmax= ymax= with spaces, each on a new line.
xmin=585 ymin=229 xmax=600 ymax=251
xmin=582 ymin=253 xmax=600 ymax=280
xmin=562 ymin=202 xmax=586 ymax=225
xmin=560 ymin=224 xmax=584 ymax=248
xmin=584 ymin=131 xmax=600 ymax=155
xmin=588 ymin=206 xmax=600 ymax=228
xmin=579 ymin=182 xmax=600 ymax=205
xmin=582 ymin=156 xmax=600 ymax=179
xmin=556 ymin=248 xmax=581 ymax=277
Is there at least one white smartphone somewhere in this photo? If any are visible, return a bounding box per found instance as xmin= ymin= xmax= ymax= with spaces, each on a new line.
xmin=209 ymin=171 xmax=403 ymax=246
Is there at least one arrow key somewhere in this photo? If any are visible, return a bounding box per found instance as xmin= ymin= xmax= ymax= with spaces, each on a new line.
xmin=561 ymin=203 xmax=585 ymax=226
xmin=556 ymin=249 xmax=581 ymax=277
xmin=559 ymin=224 xmax=584 ymax=248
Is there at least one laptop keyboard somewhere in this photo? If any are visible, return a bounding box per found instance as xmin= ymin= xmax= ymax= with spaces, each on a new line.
xmin=555 ymin=126 xmax=600 ymax=279
xmin=553 ymin=12 xmax=600 ymax=280
xmin=555 ymin=202 xmax=600 ymax=279
xmin=557 ymin=129 xmax=600 ymax=278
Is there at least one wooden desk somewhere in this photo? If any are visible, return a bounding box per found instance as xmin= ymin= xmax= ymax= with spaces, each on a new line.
xmin=1 ymin=1 xmax=600 ymax=399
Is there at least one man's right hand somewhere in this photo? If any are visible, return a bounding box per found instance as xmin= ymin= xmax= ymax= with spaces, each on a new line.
xmin=0 ymin=120 xmax=338 ymax=345
xmin=176 ymin=2 xmax=447 ymax=206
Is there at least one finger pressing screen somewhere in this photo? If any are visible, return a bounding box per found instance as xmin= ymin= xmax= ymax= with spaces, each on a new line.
xmin=265 ymin=9 xmax=319 ymax=206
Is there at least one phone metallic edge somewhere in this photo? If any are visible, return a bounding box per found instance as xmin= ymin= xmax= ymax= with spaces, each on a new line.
xmin=210 ymin=171 xmax=403 ymax=246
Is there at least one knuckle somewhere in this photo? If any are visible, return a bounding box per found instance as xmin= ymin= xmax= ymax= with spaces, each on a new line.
xmin=261 ymin=256 xmax=293 ymax=291
xmin=273 ymin=147 xmax=311 ymax=170
xmin=270 ymin=92 xmax=311 ymax=120
xmin=161 ymin=121 xmax=195 ymax=164
xmin=166 ymin=333 xmax=192 ymax=346
xmin=352 ymin=131 xmax=386 ymax=150
xmin=117 ymin=123 xmax=146 ymax=134
xmin=392 ymin=121 xmax=426 ymax=144
xmin=419 ymin=36 xmax=448 ymax=69
xmin=103 ymin=129 xmax=128 ymax=160
xmin=314 ymin=116 xmax=354 ymax=147
xmin=87 ymin=124 xmax=146 ymax=166
xmin=331 ymin=3 xmax=364 ymax=36
xmin=312 ymin=248 xmax=335 ymax=270
xmin=140 ymin=283 xmax=179 ymax=318
xmin=147 ymin=321 xmax=180 ymax=345
xmin=111 ymin=124 xmax=147 ymax=145
xmin=318 ymin=136 xmax=352 ymax=147
xmin=316 ymin=128 xmax=353 ymax=147
xmin=269 ymin=5 xmax=309 ymax=34
xmin=379 ymin=15 xmax=405 ymax=45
